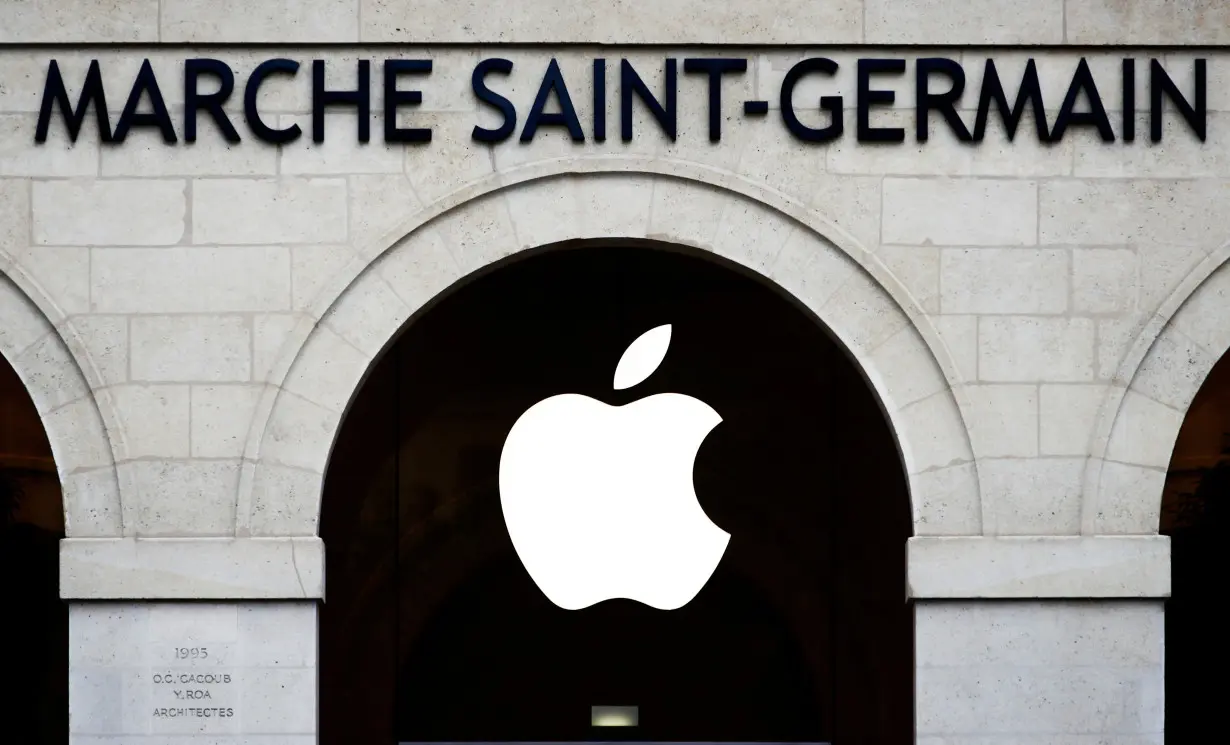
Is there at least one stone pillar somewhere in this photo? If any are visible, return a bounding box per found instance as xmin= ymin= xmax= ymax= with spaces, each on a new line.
xmin=60 ymin=537 xmax=324 ymax=744
xmin=908 ymin=536 xmax=1170 ymax=744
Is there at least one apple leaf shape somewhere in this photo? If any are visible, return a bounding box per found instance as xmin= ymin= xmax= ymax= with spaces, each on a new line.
xmin=613 ymin=324 xmax=671 ymax=390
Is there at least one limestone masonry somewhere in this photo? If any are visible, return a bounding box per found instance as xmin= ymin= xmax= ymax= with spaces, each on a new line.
xmin=2 ymin=1 xmax=1227 ymax=743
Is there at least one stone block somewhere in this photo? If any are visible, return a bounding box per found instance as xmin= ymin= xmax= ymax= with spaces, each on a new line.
xmin=963 ymin=384 xmax=1039 ymax=458
xmin=319 ymin=268 xmax=410 ymax=358
xmin=1067 ymin=0 xmax=1230 ymax=45
xmin=360 ymin=0 xmax=862 ymax=44
xmin=882 ymin=177 xmax=1037 ymax=246
xmin=1039 ymin=179 xmax=1229 ymax=247
xmin=940 ymin=248 xmax=1068 ymax=314
xmin=0 ymin=275 xmax=52 ymax=363
xmin=1128 ymin=327 xmax=1216 ymax=412
xmin=42 ymin=397 xmax=115 ymax=470
xmin=894 ymin=390 xmax=972 ymax=474
xmin=278 ymin=114 xmax=405 ymax=175
xmin=91 ymin=247 xmax=292 ymax=314
xmin=980 ymin=457 xmax=1084 ymax=535
xmin=33 ymin=179 xmax=186 ymax=246
xmin=160 ymin=0 xmax=360 ymax=43
xmin=1073 ymin=247 xmax=1139 ymax=314
xmin=0 ymin=113 xmax=99 ymax=177
xmin=120 ymin=459 xmax=240 ymax=536
xmin=865 ymin=0 xmax=1063 ymax=44
xmin=62 ymin=315 xmax=128 ymax=387
xmin=193 ymin=178 xmax=348 ymax=245
xmin=1039 ymin=384 xmax=1106 ymax=456
xmin=933 ymin=314 xmax=977 ymax=383
xmin=10 ymin=244 xmax=90 ymax=314
xmin=909 ymin=461 xmax=982 ymax=536
xmin=1074 ymin=112 xmax=1229 ymax=178
xmin=252 ymin=314 xmax=303 ymax=383
xmin=61 ymin=538 xmax=325 ymax=599
xmin=906 ymin=536 xmax=1171 ymax=598
xmin=916 ymin=600 xmax=1164 ymax=666
xmin=191 ymin=385 xmax=265 ymax=459
xmin=68 ymin=601 xmax=318 ymax=738
xmin=828 ymin=110 xmax=1073 ymax=177
xmin=1171 ymin=261 xmax=1230 ymax=356
xmin=292 ymin=244 xmax=359 ymax=312
xmin=278 ymin=323 xmax=370 ymax=412
xmin=876 ymin=244 xmax=939 ymax=312
xmin=13 ymin=330 xmax=94 ymax=414
xmin=430 ymin=191 xmax=519 ymax=274
xmin=101 ymin=140 xmax=279 ymax=178
xmin=1105 ymin=390 xmax=1186 ymax=469
xmin=978 ymin=317 xmax=1095 ymax=382
xmin=348 ymin=174 xmax=423 ymax=250
xmin=259 ymin=390 xmax=341 ymax=473
xmin=110 ymin=384 xmax=192 ymax=459
xmin=0 ymin=1 xmax=158 ymax=43
xmin=130 ymin=316 xmax=251 ymax=383
xmin=867 ymin=325 xmax=949 ymax=411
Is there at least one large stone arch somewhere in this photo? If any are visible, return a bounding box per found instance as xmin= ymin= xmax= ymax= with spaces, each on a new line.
xmin=239 ymin=160 xmax=980 ymax=538
xmin=0 ymin=266 xmax=122 ymax=537
xmin=1084 ymin=241 xmax=1230 ymax=534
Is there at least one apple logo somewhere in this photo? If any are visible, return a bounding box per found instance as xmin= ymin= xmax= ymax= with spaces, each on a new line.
xmin=498 ymin=324 xmax=731 ymax=611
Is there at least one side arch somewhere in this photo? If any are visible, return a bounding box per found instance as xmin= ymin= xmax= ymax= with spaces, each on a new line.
xmin=1085 ymin=241 xmax=1230 ymax=534
xmin=239 ymin=163 xmax=980 ymax=538
xmin=0 ymin=269 xmax=123 ymax=537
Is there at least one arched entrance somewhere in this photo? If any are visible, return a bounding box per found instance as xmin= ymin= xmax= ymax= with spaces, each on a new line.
xmin=1161 ymin=349 xmax=1230 ymax=743
xmin=319 ymin=241 xmax=914 ymax=744
xmin=0 ymin=351 xmax=69 ymax=743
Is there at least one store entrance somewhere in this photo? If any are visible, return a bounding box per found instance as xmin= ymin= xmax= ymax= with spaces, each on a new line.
xmin=319 ymin=241 xmax=913 ymax=745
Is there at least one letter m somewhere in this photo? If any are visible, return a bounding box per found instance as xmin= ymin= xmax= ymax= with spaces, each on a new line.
xmin=36 ymin=60 xmax=113 ymax=143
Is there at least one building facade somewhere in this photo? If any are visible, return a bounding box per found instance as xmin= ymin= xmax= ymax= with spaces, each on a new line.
xmin=1 ymin=1 xmax=1227 ymax=743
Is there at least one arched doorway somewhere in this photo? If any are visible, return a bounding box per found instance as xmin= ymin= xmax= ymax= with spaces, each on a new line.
xmin=319 ymin=241 xmax=914 ymax=744
xmin=0 ymin=352 xmax=69 ymax=743
xmin=1161 ymin=351 xmax=1230 ymax=743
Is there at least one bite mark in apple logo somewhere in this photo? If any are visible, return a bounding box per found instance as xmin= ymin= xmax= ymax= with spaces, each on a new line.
xmin=498 ymin=324 xmax=731 ymax=611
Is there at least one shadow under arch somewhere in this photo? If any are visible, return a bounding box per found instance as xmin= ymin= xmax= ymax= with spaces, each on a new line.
xmin=0 ymin=270 xmax=122 ymax=537
xmin=1159 ymin=344 xmax=1230 ymax=743
xmin=246 ymin=169 xmax=980 ymax=539
xmin=1085 ymin=240 xmax=1230 ymax=534
xmin=0 ymin=345 xmax=70 ymax=742
xmin=318 ymin=241 xmax=914 ymax=744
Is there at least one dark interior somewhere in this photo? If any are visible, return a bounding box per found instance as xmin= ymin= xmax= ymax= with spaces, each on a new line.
xmin=1161 ymin=351 xmax=1230 ymax=745
xmin=0 ymin=354 xmax=69 ymax=745
xmin=316 ymin=241 xmax=915 ymax=745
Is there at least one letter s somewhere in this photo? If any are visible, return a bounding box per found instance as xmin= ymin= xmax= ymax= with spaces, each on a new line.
xmin=472 ymin=58 xmax=516 ymax=143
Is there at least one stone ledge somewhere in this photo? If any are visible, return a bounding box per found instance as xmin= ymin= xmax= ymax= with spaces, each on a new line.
xmin=907 ymin=535 xmax=1170 ymax=599
xmin=60 ymin=537 xmax=325 ymax=600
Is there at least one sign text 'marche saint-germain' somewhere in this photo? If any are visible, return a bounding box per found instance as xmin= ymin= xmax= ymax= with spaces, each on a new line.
xmin=34 ymin=55 xmax=1208 ymax=147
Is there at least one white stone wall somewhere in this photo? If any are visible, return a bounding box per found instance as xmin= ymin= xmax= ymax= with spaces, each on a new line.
xmin=0 ymin=2 xmax=1224 ymax=742
xmin=70 ymin=602 xmax=317 ymax=742
xmin=0 ymin=47 xmax=1223 ymax=546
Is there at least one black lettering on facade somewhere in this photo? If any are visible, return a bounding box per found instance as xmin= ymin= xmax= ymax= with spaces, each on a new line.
xmin=683 ymin=58 xmax=748 ymax=142
xmin=1051 ymin=57 xmax=1114 ymax=142
xmin=915 ymin=57 xmax=971 ymax=142
xmin=471 ymin=58 xmax=517 ymax=143
xmin=857 ymin=58 xmax=906 ymax=142
xmin=36 ymin=59 xmax=113 ymax=143
xmin=522 ymin=58 xmax=584 ymax=143
xmin=244 ymin=59 xmax=302 ymax=144
xmin=313 ymin=59 xmax=371 ymax=143
xmin=185 ymin=59 xmax=241 ymax=144
xmin=779 ymin=58 xmax=843 ymax=143
xmin=384 ymin=60 xmax=433 ymax=143
xmin=593 ymin=59 xmax=607 ymax=142
xmin=112 ymin=59 xmax=177 ymax=144
xmin=972 ymin=59 xmax=1052 ymax=142
xmin=1150 ymin=57 xmax=1206 ymax=142
xmin=620 ymin=58 xmax=677 ymax=142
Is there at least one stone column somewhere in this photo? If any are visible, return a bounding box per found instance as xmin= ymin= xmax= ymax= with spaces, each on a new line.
xmin=60 ymin=538 xmax=324 ymax=744
xmin=908 ymin=536 xmax=1170 ymax=744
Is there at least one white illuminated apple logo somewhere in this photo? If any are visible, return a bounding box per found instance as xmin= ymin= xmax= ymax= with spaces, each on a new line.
xmin=498 ymin=324 xmax=730 ymax=611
